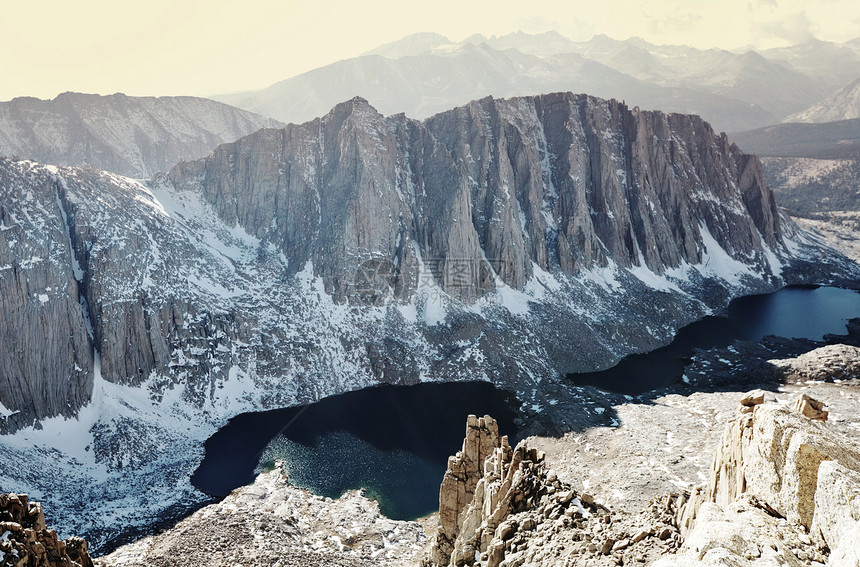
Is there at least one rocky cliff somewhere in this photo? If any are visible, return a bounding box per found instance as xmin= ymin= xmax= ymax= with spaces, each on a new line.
xmin=1 ymin=92 xmax=845 ymax=432
xmin=170 ymin=93 xmax=787 ymax=302
xmin=0 ymin=93 xmax=282 ymax=178
xmin=0 ymin=93 xmax=857 ymax=549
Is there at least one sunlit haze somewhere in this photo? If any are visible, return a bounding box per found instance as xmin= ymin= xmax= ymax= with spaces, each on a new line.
xmin=2 ymin=0 xmax=859 ymax=101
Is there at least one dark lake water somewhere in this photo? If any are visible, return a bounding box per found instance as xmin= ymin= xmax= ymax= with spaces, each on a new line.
xmin=191 ymin=381 xmax=520 ymax=520
xmin=570 ymin=285 xmax=860 ymax=394
xmin=192 ymin=285 xmax=860 ymax=520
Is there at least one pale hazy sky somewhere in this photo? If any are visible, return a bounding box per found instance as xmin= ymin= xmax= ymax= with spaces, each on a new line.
xmin=2 ymin=0 xmax=859 ymax=101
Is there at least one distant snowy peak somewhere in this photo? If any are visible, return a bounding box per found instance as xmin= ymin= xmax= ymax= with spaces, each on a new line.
xmin=784 ymin=78 xmax=860 ymax=123
xmin=0 ymin=92 xmax=283 ymax=178
xmin=363 ymin=31 xmax=583 ymax=59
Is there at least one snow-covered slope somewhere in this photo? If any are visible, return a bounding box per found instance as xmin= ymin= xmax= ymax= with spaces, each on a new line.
xmin=0 ymin=92 xmax=283 ymax=178
xmin=0 ymin=94 xmax=856 ymax=552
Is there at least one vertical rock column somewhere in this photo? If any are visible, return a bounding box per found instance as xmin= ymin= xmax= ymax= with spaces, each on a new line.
xmin=428 ymin=414 xmax=500 ymax=566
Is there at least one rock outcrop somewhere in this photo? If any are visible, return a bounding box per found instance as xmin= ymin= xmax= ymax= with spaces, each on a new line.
xmin=431 ymin=415 xmax=501 ymax=565
xmin=666 ymin=392 xmax=860 ymax=565
xmin=706 ymin=395 xmax=860 ymax=529
xmin=0 ymin=92 xmax=282 ymax=178
xmin=425 ymin=415 xmax=683 ymax=567
xmin=0 ymin=493 xmax=93 ymax=567
xmin=770 ymin=344 xmax=860 ymax=383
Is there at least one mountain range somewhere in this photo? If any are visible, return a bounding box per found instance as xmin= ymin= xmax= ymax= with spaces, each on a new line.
xmin=2 ymin=28 xmax=860 ymax=563
xmin=2 ymin=93 xmax=855 ymax=550
xmin=214 ymin=31 xmax=860 ymax=133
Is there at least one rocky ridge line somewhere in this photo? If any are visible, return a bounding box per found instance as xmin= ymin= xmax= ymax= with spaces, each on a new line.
xmin=425 ymin=415 xmax=683 ymax=567
xmin=0 ymin=92 xmax=283 ymax=178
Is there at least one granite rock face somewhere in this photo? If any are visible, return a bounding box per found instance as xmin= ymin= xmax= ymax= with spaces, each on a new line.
xmin=0 ymin=161 xmax=94 ymax=427
xmin=430 ymin=415 xmax=501 ymax=566
xmin=169 ymin=93 xmax=787 ymax=302
xmin=0 ymin=92 xmax=282 ymax=178
xmin=425 ymin=415 xmax=684 ymax=567
xmin=666 ymin=394 xmax=860 ymax=565
xmin=706 ymin=396 xmax=860 ymax=529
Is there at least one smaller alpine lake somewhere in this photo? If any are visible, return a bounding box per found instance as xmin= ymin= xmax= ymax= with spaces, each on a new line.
xmin=191 ymin=380 xmax=520 ymax=520
xmin=192 ymin=285 xmax=860 ymax=521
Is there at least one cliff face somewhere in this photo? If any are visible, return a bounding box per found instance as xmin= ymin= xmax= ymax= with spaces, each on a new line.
xmin=169 ymin=93 xmax=785 ymax=302
xmin=0 ymin=93 xmax=283 ymax=178
xmin=0 ymin=94 xmax=853 ymax=434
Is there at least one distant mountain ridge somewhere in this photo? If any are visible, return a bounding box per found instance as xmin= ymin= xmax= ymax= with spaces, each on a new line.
xmin=730 ymin=118 xmax=860 ymax=159
xmin=216 ymin=31 xmax=859 ymax=133
xmin=0 ymin=92 xmax=283 ymax=178
xmin=785 ymin=78 xmax=860 ymax=123
xmin=214 ymin=42 xmax=778 ymax=132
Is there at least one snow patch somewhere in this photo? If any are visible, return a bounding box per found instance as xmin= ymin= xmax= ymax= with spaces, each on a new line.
xmin=0 ymin=402 xmax=16 ymax=418
xmin=694 ymin=224 xmax=757 ymax=286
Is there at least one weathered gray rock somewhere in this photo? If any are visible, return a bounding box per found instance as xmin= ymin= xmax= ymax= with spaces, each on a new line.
xmin=769 ymin=344 xmax=860 ymax=383
xmin=708 ymin=397 xmax=860 ymax=528
xmin=656 ymin=495 xmax=821 ymax=567
xmin=429 ymin=415 xmax=500 ymax=566
xmin=666 ymin=394 xmax=860 ymax=565
xmin=168 ymin=93 xmax=790 ymax=302
xmin=740 ymin=390 xmax=766 ymax=407
xmin=0 ymin=161 xmax=93 ymax=429
xmin=0 ymin=493 xmax=94 ymax=567
xmin=423 ymin=413 xmax=680 ymax=567
xmin=0 ymin=92 xmax=282 ymax=178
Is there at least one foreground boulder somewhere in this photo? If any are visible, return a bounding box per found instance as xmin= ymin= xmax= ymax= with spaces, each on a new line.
xmin=666 ymin=393 xmax=860 ymax=565
xmin=0 ymin=493 xmax=93 ymax=567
